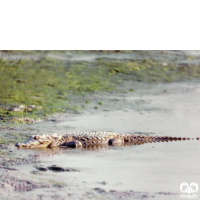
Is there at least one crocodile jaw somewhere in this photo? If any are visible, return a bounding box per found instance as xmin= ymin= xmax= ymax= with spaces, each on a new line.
xmin=16 ymin=135 xmax=52 ymax=148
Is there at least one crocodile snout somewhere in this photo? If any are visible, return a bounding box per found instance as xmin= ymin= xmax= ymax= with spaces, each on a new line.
xmin=15 ymin=142 xmax=28 ymax=148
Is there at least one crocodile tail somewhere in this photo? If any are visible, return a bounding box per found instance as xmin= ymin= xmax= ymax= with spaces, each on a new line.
xmin=124 ymin=136 xmax=200 ymax=145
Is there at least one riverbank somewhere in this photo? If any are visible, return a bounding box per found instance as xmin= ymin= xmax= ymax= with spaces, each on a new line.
xmin=0 ymin=51 xmax=200 ymax=200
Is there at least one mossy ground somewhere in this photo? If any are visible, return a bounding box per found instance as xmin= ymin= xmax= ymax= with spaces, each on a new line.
xmin=1 ymin=51 xmax=200 ymax=124
xmin=95 ymin=58 xmax=200 ymax=82
xmin=0 ymin=58 xmax=117 ymax=122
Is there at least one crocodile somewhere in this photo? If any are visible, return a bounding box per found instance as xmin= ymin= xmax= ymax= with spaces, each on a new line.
xmin=15 ymin=131 xmax=200 ymax=149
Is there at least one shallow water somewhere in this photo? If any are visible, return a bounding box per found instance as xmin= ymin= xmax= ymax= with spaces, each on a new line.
xmin=6 ymin=81 xmax=200 ymax=200
xmin=55 ymin=81 xmax=200 ymax=192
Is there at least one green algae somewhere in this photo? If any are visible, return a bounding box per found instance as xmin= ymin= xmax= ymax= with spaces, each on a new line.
xmin=1 ymin=52 xmax=200 ymax=122
xmin=95 ymin=58 xmax=200 ymax=82
xmin=0 ymin=58 xmax=116 ymax=122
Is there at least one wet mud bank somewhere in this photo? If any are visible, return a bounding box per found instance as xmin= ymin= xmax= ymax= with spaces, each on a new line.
xmin=0 ymin=81 xmax=200 ymax=199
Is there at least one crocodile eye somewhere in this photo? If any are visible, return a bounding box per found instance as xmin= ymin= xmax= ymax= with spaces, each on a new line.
xmin=34 ymin=136 xmax=39 ymax=140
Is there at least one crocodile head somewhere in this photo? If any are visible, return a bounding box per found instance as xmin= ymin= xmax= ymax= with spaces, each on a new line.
xmin=16 ymin=134 xmax=53 ymax=148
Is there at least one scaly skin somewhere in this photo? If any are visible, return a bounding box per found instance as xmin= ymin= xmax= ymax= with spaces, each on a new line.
xmin=15 ymin=131 xmax=200 ymax=148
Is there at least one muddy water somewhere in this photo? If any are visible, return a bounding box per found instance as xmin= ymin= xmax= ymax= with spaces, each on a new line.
xmin=1 ymin=82 xmax=200 ymax=199
xmin=56 ymin=81 xmax=200 ymax=192
xmin=3 ymin=81 xmax=199 ymax=200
